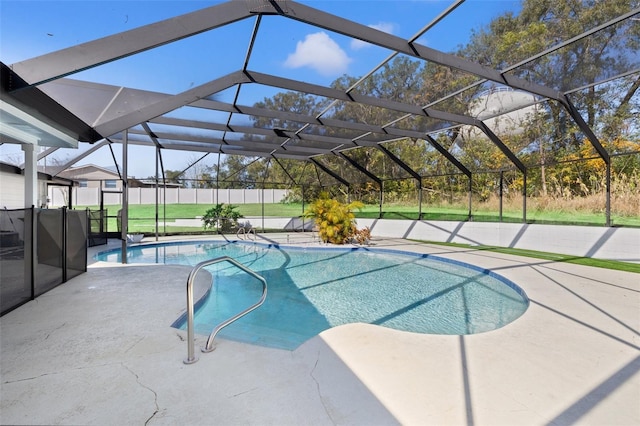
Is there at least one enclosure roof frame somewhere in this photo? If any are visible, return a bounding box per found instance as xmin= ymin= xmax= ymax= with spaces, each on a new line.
xmin=1 ymin=0 xmax=637 ymax=188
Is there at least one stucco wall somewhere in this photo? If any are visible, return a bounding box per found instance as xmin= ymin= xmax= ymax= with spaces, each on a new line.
xmin=1 ymin=170 xmax=47 ymax=209
xmin=355 ymin=218 xmax=640 ymax=263
xmin=0 ymin=173 xmax=25 ymax=209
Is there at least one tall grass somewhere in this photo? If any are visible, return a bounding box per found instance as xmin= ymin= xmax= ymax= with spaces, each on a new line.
xmin=387 ymin=193 xmax=639 ymax=226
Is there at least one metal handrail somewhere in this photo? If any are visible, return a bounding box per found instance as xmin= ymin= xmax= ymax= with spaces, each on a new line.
xmin=183 ymin=256 xmax=267 ymax=364
xmin=236 ymin=225 xmax=256 ymax=241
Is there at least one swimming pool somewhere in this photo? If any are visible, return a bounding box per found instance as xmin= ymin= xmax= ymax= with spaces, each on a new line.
xmin=96 ymin=241 xmax=529 ymax=349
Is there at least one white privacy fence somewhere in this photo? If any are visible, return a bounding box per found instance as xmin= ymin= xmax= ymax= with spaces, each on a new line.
xmin=49 ymin=187 xmax=289 ymax=207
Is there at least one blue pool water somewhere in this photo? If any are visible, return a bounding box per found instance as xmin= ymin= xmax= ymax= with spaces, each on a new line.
xmin=96 ymin=241 xmax=528 ymax=349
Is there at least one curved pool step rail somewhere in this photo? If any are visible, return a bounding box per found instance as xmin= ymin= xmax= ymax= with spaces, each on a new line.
xmin=236 ymin=225 xmax=256 ymax=241
xmin=184 ymin=256 xmax=267 ymax=364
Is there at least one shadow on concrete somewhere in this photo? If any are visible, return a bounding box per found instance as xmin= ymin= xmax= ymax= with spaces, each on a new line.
xmin=546 ymin=355 xmax=640 ymax=425
xmin=0 ymin=263 xmax=399 ymax=425
xmin=459 ymin=335 xmax=475 ymax=426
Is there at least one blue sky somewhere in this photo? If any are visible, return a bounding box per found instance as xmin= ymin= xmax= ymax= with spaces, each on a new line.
xmin=1 ymin=0 xmax=521 ymax=178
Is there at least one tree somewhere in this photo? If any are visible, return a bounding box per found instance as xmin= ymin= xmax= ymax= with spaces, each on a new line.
xmin=202 ymin=204 xmax=243 ymax=233
xmin=251 ymin=91 xmax=329 ymax=129
xmin=458 ymin=0 xmax=639 ymax=196
xmin=163 ymin=170 xmax=184 ymax=186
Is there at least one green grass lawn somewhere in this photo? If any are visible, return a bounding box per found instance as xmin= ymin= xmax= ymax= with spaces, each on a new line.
xmin=357 ymin=205 xmax=638 ymax=226
xmin=79 ymin=202 xmax=640 ymax=233
xmin=415 ymin=241 xmax=640 ymax=274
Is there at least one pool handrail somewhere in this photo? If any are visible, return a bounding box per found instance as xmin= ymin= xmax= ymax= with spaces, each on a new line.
xmin=184 ymin=255 xmax=267 ymax=364
xmin=236 ymin=225 xmax=256 ymax=241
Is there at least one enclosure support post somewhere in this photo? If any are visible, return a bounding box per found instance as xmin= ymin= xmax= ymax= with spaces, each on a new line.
xmin=418 ymin=180 xmax=423 ymax=220
xmin=261 ymin=186 xmax=265 ymax=232
xmin=379 ymin=182 xmax=383 ymax=219
xmin=261 ymin=160 xmax=270 ymax=232
xmin=22 ymin=144 xmax=38 ymax=208
xmin=216 ymin=153 xmax=221 ymax=205
xmin=467 ymin=175 xmax=472 ymax=221
xmin=301 ymin=184 xmax=306 ymax=231
xmin=155 ymin=146 xmax=159 ymax=241
xmin=605 ymin=161 xmax=611 ymax=226
xmin=522 ymin=170 xmax=527 ymax=224
xmin=121 ymin=129 xmax=128 ymax=264
xmin=27 ymin=206 xmax=36 ymax=300
xmin=499 ymin=171 xmax=504 ymax=222
xmin=150 ymin=128 xmax=168 ymax=237
xmin=61 ymin=207 xmax=67 ymax=282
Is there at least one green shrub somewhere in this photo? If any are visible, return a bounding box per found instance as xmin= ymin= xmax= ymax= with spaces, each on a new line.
xmin=202 ymin=204 xmax=243 ymax=232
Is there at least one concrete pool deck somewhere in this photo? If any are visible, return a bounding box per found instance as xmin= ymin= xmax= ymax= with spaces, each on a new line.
xmin=1 ymin=234 xmax=638 ymax=425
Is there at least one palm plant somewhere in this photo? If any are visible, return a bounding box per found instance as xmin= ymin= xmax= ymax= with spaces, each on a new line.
xmin=303 ymin=192 xmax=364 ymax=244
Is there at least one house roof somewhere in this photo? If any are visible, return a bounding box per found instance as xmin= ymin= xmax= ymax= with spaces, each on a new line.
xmin=0 ymin=161 xmax=75 ymax=185
xmin=55 ymin=164 xmax=125 ymax=182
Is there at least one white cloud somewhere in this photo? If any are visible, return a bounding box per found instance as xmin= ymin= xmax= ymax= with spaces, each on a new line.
xmin=283 ymin=32 xmax=352 ymax=77
xmin=350 ymin=22 xmax=395 ymax=50
xmin=414 ymin=35 xmax=429 ymax=47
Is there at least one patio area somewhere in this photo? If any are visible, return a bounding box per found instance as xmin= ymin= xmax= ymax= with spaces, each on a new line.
xmin=1 ymin=235 xmax=638 ymax=425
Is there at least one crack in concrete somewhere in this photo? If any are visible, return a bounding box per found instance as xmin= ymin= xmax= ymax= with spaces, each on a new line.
xmin=3 ymin=362 xmax=116 ymax=384
xmin=43 ymin=322 xmax=67 ymax=340
xmin=121 ymin=363 xmax=159 ymax=426
xmin=3 ymin=371 xmax=56 ymax=384
xmin=230 ymin=387 xmax=259 ymax=398
xmin=124 ymin=336 xmax=145 ymax=354
xmin=309 ymin=349 xmax=336 ymax=425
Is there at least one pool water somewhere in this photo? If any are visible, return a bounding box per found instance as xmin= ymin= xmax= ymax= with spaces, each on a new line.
xmin=96 ymin=241 xmax=528 ymax=349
